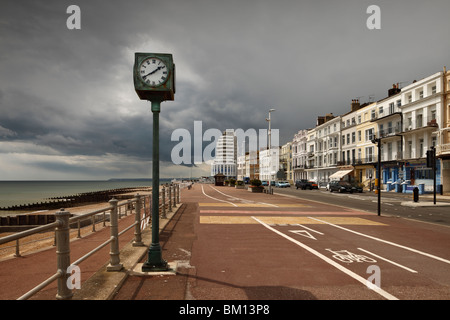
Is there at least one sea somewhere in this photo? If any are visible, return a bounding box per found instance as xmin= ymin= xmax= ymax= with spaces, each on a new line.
xmin=0 ymin=179 xmax=174 ymax=216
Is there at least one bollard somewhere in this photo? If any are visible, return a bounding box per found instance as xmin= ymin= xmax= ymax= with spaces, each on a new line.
xmin=55 ymin=208 xmax=73 ymax=300
xmin=107 ymin=198 xmax=123 ymax=271
xmin=161 ymin=186 xmax=167 ymax=219
xmin=133 ymin=194 xmax=144 ymax=247
xmin=177 ymin=184 xmax=180 ymax=204
xmin=413 ymin=187 xmax=419 ymax=202
xmin=168 ymin=184 xmax=172 ymax=212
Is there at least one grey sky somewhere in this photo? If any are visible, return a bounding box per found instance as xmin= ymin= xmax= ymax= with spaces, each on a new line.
xmin=0 ymin=0 xmax=449 ymax=180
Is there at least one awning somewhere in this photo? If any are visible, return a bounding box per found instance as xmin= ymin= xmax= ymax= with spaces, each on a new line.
xmin=329 ymin=169 xmax=353 ymax=180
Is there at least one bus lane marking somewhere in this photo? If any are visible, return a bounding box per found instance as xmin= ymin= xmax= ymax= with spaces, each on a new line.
xmin=308 ymin=217 xmax=450 ymax=265
xmin=201 ymin=185 xmax=237 ymax=207
xmin=251 ymin=216 xmax=398 ymax=300
xmin=357 ymin=248 xmax=418 ymax=273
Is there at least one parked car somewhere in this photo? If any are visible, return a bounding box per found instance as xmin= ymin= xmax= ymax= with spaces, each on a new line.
xmin=261 ymin=180 xmax=269 ymax=186
xmin=276 ymin=181 xmax=290 ymax=188
xmin=309 ymin=181 xmax=318 ymax=189
xmin=329 ymin=181 xmax=353 ymax=193
xmin=295 ymin=179 xmax=312 ymax=190
xmin=350 ymin=182 xmax=363 ymax=193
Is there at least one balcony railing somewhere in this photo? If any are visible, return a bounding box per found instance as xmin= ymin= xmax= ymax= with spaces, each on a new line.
xmin=437 ymin=143 xmax=450 ymax=155
xmin=379 ymin=126 xmax=402 ymax=138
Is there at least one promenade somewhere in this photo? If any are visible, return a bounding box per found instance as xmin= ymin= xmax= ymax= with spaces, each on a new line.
xmin=1 ymin=183 xmax=450 ymax=302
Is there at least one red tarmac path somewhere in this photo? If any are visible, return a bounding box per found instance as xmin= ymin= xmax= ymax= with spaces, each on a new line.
xmin=115 ymin=184 xmax=450 ymax=300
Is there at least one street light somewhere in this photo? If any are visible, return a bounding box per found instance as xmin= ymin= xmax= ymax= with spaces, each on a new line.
xmin=266 ymin=109 xmax=275 ymax=194
xmin=371 ymin=136 xmax=381 ymax=216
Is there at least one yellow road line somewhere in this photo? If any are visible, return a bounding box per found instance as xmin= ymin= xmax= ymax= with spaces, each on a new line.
xmin=199 ymin=203 xmax=309 ymax=208
xmin=199 ymin=216 xmax=387 ymax=226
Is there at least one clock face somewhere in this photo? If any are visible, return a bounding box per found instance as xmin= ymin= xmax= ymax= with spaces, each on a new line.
xmin=139 ymin=57 xmax=168 ymax=87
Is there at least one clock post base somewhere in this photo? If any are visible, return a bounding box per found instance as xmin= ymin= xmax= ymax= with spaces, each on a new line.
xmin=142 ymin=244 xmax=169 ymax=272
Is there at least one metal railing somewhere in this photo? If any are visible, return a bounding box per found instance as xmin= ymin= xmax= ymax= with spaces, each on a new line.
xmin=0 ymin=183 xmax=186 ymax=300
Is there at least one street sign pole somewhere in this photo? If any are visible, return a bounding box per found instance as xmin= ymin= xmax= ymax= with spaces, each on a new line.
xmin=432 ymin=146 xmax=436 ymax=205
xmin=377 ymin=138 xmax=381 ymax=216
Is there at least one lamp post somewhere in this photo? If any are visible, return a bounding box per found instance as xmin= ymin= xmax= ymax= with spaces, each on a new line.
xmin=372 ymin=136 xmax=382 ymax=216
xmin=266 ymin=109 xmax=275 ymax=194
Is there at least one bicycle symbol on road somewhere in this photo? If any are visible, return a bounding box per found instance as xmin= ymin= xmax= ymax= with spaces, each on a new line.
xmin=326 ymin=249 xmax=377 ymax=264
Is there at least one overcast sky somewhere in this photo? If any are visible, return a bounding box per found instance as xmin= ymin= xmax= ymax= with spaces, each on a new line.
xmin=0 ymin=0 xmax=449 ymax=180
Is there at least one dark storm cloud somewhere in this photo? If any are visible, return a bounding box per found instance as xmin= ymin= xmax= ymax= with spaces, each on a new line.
xmin=0 ymin=0 xmax=449 ymax=179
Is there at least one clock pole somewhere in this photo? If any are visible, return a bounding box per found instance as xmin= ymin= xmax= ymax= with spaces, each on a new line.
xmin=133 ymin=52 xmax=175 ymax=272
xmin=142 ymin=99 xmax=169 ymax=271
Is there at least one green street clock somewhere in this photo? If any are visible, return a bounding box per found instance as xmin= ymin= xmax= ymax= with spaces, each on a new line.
xmin=133 ymin=53 xmax=175 ymax=101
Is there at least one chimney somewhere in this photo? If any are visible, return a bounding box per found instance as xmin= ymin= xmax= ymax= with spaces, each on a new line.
xmin=316 ymin=116 xmax=325 ymax=126
xmin=325 ymin=113 xmax=335 ymax=122
xmin=388 ymin=83 xmax=401 ymax=97
xmin=351 ymin=99 xmax=360 ymax=112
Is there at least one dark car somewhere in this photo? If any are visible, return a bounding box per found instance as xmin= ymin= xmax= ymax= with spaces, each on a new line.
xmin=350 ymin=182 xmax=363 ymax=193
xmin=329 ymin=181 xmax=352 ymax=193
xmin=309 ymin=181 xmax=318 ymax=189
xmin=296 ymin=179 xmax=312 ymax=190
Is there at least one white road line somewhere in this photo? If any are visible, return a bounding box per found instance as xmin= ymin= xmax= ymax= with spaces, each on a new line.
xmin=357 ymin=248 xmax=418 ymax=273
xmin=201 ymin=185 xmax=237 ymax=207
xmin=209 ymin=185 xmax=279 ymax=207
xmin=309 ymin=217 xmax=450 ymax=265
xmin=292 ymin=223 xmax=324 ymax=235
xmin=252 ymin=216 xmax=398 ymax=300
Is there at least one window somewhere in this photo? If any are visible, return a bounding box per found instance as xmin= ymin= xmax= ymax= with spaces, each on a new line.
xmin=396 ymin=100 xmax=401 ymax=107
xmin=366 ymin=147 xmax=374 ymax=162
xmin=366 ymin=168 xmax=374 ymax=180
xmin=358 ymin=115 xmax=361 ymax=124
xmin=408 ymin=141 xmax=412 ymax=158
xmin=365 ymin=128 xmax=374 ymax=142
xmin=358 ymin=130 xmax=361 ymax=141
xmin=389 ymin=102 xmax=395 ymax=114
xmin=352 ymin=132 xmax=355 ymax=143
xmin=432 ymin=86 xmax=437 ymax=94
xmin=379 ymin=106 xmax=384 ymax=115
xmin=371 ymin=110 xmax=376 ymax=120
xmin=416 ymin=114 xmax=423 ymax=128
xmin=419 ymin=139 xmax=424 ymax=158
xmin=415 ymin=169 xmax=433 ymax=179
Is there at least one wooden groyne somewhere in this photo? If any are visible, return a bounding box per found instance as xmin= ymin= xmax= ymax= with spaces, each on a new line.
xmin=0 ymin=187 xmax=151 ymax=230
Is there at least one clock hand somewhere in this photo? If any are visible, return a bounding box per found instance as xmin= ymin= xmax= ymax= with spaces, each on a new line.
xmin=143 ymin=66 xmax=164 ymax=78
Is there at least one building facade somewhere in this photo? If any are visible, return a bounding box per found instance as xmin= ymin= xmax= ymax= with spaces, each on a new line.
xmin=437 ymin=67 xmax=450 ymax=193
xmin=292 ymin=129 xmax=308 ymax=181
xmin=259 ymin=147 xmax=279 ymax=182
xmin=211 ymin=129 xmax=237 ymax=179
xmin=398 ymin=72 xmax=443 ymax=192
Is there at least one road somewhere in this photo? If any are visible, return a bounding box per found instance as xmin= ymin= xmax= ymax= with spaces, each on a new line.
xmin=115 ymin=183 xmax=450 ymax=303
xmin=273 ymin=186 xmax=450 ymax=226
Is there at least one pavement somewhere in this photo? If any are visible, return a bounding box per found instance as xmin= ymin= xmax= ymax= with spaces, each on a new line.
xmin=1 ymin=183 xmax=450 ymax=304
